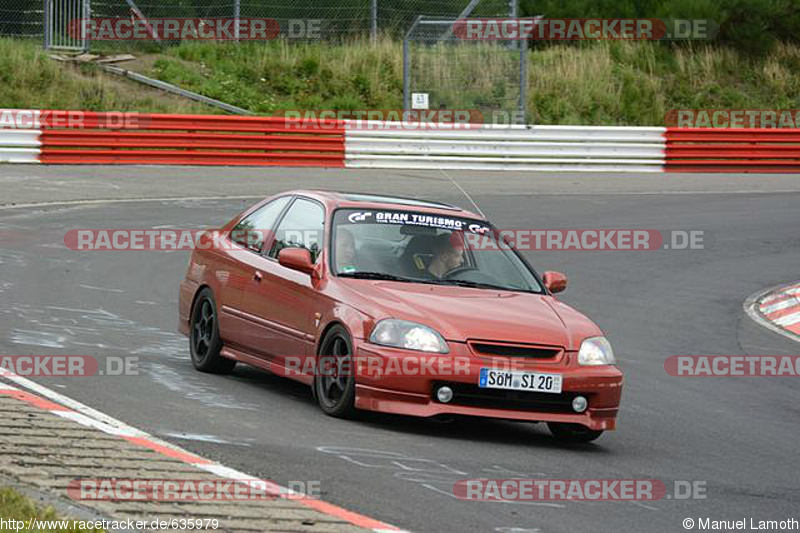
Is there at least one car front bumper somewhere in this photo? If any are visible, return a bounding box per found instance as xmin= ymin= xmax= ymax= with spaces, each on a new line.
xmin=352 ymin=340 xmax=623 ymax=431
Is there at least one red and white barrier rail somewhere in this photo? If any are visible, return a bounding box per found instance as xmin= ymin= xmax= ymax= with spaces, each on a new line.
xmin=1 ymin=109 xmax=799 ymax=172
xmin=345 ymin=124 xmax=666 ymax=172
xmin=0 ymin=110 xmax=345 ymax=167
xmin=666 ymin=128 xmax=800 ymax=173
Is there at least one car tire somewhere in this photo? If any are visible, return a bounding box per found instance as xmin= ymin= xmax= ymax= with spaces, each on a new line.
xmin=314 ymin=325 xmax=356 ymax=418
xmin=189 ymin=288 xmax=236 ymax=374
xmin=547 ymin=422 xmax=604 ymax=443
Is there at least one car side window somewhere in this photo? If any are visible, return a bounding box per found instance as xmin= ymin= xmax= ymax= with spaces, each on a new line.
xmin=268 ymin=198 xmax=325 ymax=263
xmin=230 ymin=196 xmax=291 ymax=252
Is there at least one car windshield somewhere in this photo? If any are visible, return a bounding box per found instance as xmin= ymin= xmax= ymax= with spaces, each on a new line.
xmin=331 ymin=208 xmax=543 ymax=293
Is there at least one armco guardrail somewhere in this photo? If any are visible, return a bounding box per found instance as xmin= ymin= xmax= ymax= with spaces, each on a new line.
xmin=1 ymin=109 xmax=799 ymax=172
xmin=345 ymin=124 xmax=667 ymax=172
xmin=665 ymin=128 xmax=800 ymax=173
xmin=0 ymin=129 xmax=41 ymax=163
xmin=0 ymin=110 xmax=345 ymax=167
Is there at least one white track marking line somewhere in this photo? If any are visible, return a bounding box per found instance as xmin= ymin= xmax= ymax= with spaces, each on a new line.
xmin=0 ymin=370 xmax=135 ymax=432
xmin=3 ymin=189 xmax=800 ymax=211
xmin=0 ymin=369 xmax=406 ymax=532
xmin=0 ymin=195 xmax=267 ymax=211
xmin=54 ymin=410 xmax=141 ymax=437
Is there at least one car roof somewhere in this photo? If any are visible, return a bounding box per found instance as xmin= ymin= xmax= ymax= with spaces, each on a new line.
xmin=284 ymin=190 xmax=485 ymax=220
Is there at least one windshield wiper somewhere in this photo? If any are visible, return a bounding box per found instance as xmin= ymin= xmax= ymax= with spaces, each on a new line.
xmin=424 ymin=278 xmax=531 ymax=292
xmin=338 ymin=271 xmax=416 ymax=282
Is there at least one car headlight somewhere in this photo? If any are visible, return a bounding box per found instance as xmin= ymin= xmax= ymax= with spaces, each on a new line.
xmin=369 ymin=319 xmax=449 ymax=354
xmin=577 ymin=336 xmax=616 ymax=366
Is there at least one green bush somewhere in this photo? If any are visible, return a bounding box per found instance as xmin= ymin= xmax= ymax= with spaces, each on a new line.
xmin=520 ymin=0 xmax=799 ymax=56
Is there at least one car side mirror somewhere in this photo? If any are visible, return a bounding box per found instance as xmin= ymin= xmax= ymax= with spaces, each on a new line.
xmin=542 ymin=271 xmax=567 ymax=294
xmin=278 ymin=247 xmax=314 ymax=275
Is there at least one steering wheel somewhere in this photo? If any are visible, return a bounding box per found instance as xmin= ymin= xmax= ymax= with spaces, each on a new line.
xmin=443 ymin=266 xmax=478 ymax=279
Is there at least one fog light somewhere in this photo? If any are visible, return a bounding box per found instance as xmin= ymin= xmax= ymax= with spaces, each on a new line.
xmin=436 ymin=386 xmax=453 ymax=403
xmin=572 ymin=395 xmax=588 ymax=413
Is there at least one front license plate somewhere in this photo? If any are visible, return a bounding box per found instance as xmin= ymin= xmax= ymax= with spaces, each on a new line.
xmin=478 ymin=368 xmax=563 ymax=394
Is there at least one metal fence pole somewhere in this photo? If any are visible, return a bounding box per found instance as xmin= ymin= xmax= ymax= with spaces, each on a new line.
xmin=234 ymin=0 xmax=240 ymax=41
xmin=403 ymin=37 xmax=410 ymax=110
xmin=403 ymin=16 xmax=422 ymax=111
xmin=83 ymin=0 xmax=91 ymax=52
xmin=519 ymin=37 xmax=528 ymax=125
xmin=43 ymin=0 xmax=50 ymax=49
xmin=371 ymin=0 xmax=377 ymax=42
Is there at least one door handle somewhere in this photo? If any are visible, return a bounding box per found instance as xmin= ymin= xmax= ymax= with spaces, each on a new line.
xmin=253 ymin=271 xmax=263 ymax=282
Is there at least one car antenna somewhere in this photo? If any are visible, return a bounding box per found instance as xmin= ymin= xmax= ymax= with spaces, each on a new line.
xmin=438 ymin=168 xmax=486 ymax=219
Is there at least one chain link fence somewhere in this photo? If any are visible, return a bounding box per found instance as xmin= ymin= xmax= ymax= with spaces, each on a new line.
xmin=0 ymin=1 xmax=43 ymax=38
xmin=404 ymin=16 xmax=528 ymax=124
xmin=0 ymin=0 xmax=516 ymax=43
xmin=1 ymin=0 xmax=526 ymax=123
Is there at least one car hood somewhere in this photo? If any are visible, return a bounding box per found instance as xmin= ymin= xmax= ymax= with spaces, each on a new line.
xmin=340 ymin=280 xmax=601 ymax=349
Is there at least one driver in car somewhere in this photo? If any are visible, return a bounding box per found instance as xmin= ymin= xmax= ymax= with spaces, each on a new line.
xmin=425 ymin=232 xmax=465 ymax=279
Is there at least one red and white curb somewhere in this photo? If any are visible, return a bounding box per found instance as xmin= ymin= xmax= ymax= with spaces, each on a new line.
xmin=745 ymin=281 xmax=800 ymax=342
xmin=0 ymin=369 xmax=406 ymax=533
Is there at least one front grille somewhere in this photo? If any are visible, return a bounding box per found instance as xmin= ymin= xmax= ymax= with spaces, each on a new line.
xmin=469 ymin=341 xmax=561 ymax=360
xmin=434 ymin=382 xmax=576 ymax=413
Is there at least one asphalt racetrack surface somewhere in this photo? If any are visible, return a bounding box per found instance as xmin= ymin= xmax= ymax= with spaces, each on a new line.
xmin=2 ymin=167 xmax=800 ymax=533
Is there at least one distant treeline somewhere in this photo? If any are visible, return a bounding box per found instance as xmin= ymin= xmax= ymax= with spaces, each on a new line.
xmin=521 ymin=0 xmax=799 ymax=55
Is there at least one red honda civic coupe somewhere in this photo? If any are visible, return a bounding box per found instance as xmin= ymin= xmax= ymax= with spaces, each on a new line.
xmin=179 ymin=190 xmax=623 ymax=442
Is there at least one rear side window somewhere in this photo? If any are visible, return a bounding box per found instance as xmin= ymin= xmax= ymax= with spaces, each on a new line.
xmin=268 ymin=198 xmax=325 ymax=262
xmin=230 ymin=196 xmax=291 ymax=252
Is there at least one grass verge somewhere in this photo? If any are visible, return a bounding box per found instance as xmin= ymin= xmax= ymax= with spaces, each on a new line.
xmin=0 ymin=39 xmax=216 ymax=114
xmin=147 ymin=38 xmax=800 ymax=125
xmin=2 ymin=37 xmax=799 ymax=125
xmin=0 ymin=487 xmax=103 ymax=532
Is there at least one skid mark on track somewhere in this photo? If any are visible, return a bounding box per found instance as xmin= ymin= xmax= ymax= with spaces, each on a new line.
xmin=79 ymin=284 xmax=125 ymax=293
xmin=10 ymin=329 xmax=67 ymax=348
xmin=1 ymin=303 xmax=258 ymax=411
xmin=317 ymin=446 xmax=566 ymax=508
xmin=0 ymin=250 xmax=26 ymax=266
xmin=162 ymin=431 xmax=252 ymax=446
xmin=147 ymin=361 xmax=260 ymax=411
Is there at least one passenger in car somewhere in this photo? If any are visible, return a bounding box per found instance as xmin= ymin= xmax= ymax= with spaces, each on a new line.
xmin=336 ymin=228 xmax=357 ymax=273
